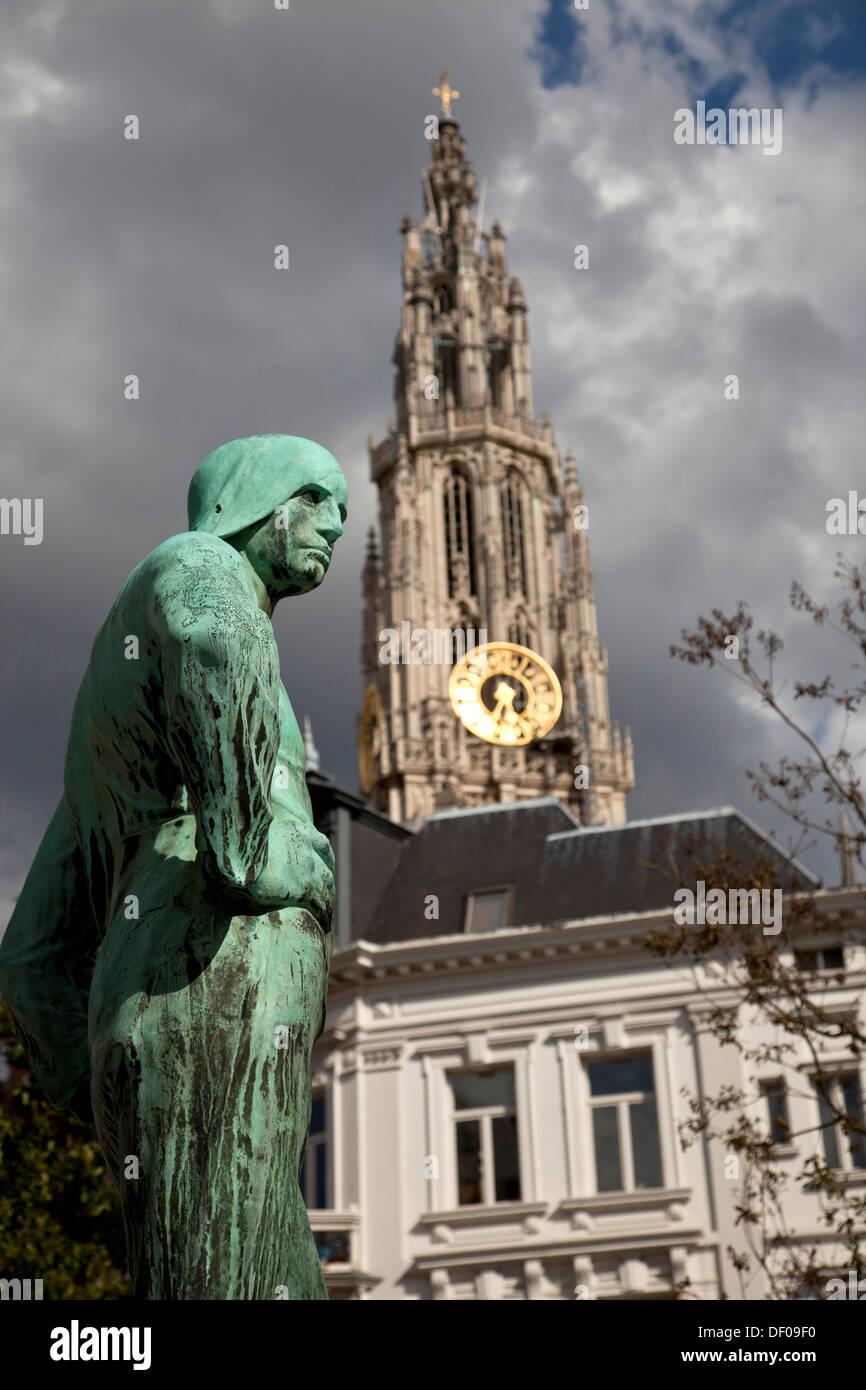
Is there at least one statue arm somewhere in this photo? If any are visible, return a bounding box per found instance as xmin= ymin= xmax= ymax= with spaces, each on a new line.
xmin=154 ymin=541 xmax=283 ymax=903
xmin=243 ymin=692 xmax=335 ymax=924
xmin=153 ymin=539 xmax=331 ymax=917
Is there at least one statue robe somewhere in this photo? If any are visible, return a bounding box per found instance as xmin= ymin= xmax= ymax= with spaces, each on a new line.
xmin=0 ymin=530 xmax=334 ymax=1299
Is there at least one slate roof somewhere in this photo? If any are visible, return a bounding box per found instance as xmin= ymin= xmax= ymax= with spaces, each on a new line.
xmin=365 ymin=798 xmax=576 ymax=944
xmin=362 ymin=801 xmax=819 ymax=944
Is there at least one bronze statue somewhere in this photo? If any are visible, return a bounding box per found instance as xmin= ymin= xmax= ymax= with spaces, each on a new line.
xmin=0 ymin=435 xmax=348 ymax=1299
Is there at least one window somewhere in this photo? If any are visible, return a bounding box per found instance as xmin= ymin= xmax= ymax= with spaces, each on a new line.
xmin=586 ymin=1053 xmax=663 ymax=1192
xmin=443 ymin=471 xmax=476 ymax=597
xmin=508 ymin=619 xmax=532 ymax=650
xmin=487 ymin=343 xmax=508 ymax=407
xmin=434 ymin=284 xmax=453 ymax=316
xmin=314 ymin=1230 xmax=350 ymax=1266
xmin=760 ymin=1078 xmax=790 ymax=1141
xmin=815 ymin=1073 xmax=866 ymax=1172
xmin=445 ymin=619 xmax=482 ymax=665
xmin=449 ymin=1066 xmax=521 ymax=1206
xmin=434 ymin=341 xmax=461 ymax=408
xmin=500 ymin=473 xmax=527 ymax=598
xmin=795 ymin=946 xmax=845 ymax=973
xmin=464 ymin=887 xmax=510 ymax=933
xmin=301 ymin=1093 xmax=328 ymax=1208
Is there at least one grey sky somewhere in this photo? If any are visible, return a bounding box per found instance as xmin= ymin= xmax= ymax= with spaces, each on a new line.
xmin=2 ymin=0 xmax=865 ymax=927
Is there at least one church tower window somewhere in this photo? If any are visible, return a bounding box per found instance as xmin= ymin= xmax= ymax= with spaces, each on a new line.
xmin=434 ymin=284 xmax=453 ymax=317
xmin=487 ymin=342 xmax=508 ymax=408
xmin=434 ymin=340 xmax=461 ymax=408
xmin=501 ymin=472 xmax=527 ymax=598
xmin=508 ymin=616 xmax=532 ymax=650
xmin=444 ymin=471 xmax=477 ymax=599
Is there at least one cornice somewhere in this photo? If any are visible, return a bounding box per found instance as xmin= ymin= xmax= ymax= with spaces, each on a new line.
xmin=329 ymin=890 xmax=866 ymax=992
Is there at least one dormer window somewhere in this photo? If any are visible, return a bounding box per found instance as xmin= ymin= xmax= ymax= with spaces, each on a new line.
xmin=464 ymin=887 xmax=511 ymax=933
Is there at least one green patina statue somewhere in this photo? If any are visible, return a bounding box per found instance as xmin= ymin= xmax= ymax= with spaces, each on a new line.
xmin=0 ymin=435 xmax=348 ymax=1300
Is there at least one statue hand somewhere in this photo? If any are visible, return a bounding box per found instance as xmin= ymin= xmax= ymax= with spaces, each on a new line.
xmin=199 ymin=816 xmax=335 ymax=925
xmin=311 ymin=826 xmax=335 ymax=876
xmin=246 ymin=819 xmax=335 ymax=925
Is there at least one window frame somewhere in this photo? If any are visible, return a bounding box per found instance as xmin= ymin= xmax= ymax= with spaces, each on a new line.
xmin=443 ymin=468 xmax=477 ymax=598
xmin=760 ymin=1076 xmax=791 ymax=1144
xmin=301 ymin=1088 xmax=329 ymax=1210
xmin=500 ymin=471 xmax=528 ymax=599
xmin=447 ymin=1064 xmax=522 ymax=1207
xmin=485 ymin=340 xmax=509 ymax=408
xmin=507 ymin=613 xmax=534 ymax=650
xmin=813 ymin=1070 xmax=866 ymax=1174
xmin=463 ymin=884 xmax=513 ymax=934
xmin=434 ymin=338 xmax=461 ymax=409
xmin=794 ymin=945 xmax=846 ymax=974
xmin=584 ymin=1050 xmax=664 ymax=1195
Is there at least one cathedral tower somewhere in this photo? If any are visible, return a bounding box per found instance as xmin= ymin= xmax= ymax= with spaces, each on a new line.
xmin=359 ymin=76 xmax=634 ymax=827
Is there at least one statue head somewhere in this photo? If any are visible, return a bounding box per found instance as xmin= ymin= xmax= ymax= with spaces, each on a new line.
xmin=188 ymin=435 xmax=348 ymax=606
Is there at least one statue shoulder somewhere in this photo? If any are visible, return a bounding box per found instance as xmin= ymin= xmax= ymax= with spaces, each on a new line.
xmin=133 ymin=532 xmax=264 ymax=644
xmin=141 ymin=531 xmax=248 ymax=585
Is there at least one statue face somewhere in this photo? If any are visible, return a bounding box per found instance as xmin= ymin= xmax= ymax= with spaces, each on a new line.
xmin=243 ymin=460 xmax=348 ymax=600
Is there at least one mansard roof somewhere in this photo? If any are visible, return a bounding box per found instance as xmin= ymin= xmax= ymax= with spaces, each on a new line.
xmin=360 ymin=801 xmax=819 ymax=944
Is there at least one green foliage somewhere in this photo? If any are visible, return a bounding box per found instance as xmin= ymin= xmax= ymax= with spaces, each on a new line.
xmin=0 ymin=999 xmax=130 ymax=1299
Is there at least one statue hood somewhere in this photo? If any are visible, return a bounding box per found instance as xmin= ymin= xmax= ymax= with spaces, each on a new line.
xmin=187 ymin=434 xmax=342 ymax=539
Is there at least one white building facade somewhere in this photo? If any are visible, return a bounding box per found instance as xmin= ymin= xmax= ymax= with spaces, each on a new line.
xmin=304 ymin=804 xmax=866 ymax=1300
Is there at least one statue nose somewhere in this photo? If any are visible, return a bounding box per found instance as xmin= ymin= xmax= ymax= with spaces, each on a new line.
xmin=320 ymin=507 xmax=344 ymax=543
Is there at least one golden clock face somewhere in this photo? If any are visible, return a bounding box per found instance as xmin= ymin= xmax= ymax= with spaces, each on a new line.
xmin=358 ymin=684 xmax=383 ymax=795
xmin=448 ymin=642 xmax=563 ymax=746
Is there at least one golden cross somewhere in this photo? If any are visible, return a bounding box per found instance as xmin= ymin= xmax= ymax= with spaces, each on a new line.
xmin=433 ymin=71 xmax=459 ymax=115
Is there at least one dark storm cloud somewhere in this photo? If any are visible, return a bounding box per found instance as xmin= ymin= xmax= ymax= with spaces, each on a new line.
xmin=1 ymin=0 xmax=864 ymax=924
xmin=0 ymin=0 xmax=540 ymax=922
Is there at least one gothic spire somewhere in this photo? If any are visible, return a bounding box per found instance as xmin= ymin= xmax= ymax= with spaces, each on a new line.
xmin=360 ymin=88 xmax=635 ymax=826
